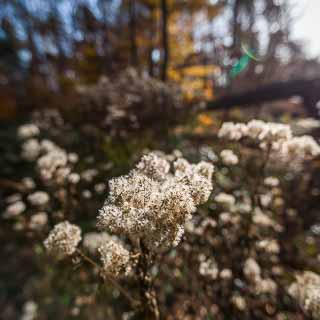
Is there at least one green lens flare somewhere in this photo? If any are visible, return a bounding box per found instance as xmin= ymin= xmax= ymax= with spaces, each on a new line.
xmin=230 ymin=44 xmax=261 ymax=78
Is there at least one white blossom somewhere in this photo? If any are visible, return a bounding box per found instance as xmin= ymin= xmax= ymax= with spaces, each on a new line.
xmin=68 ymin=172 xmax=80 ymax=184
xmin=264 ymin=176 xmax=279 ymax=187
xmin=136 ymin=152 xmax=170 ymax=181
xmin=97 ymin=152 xmax=214 ymax=251
xmin=37 ymin=146 xmax=68 ymax=181
xmin=18 ymin=124 xmax=40 ymax=139
xmin=243 ymin=258 xmax=261 ymax=283
xmin=215 ymin=193 xmax=235 ymax=207
xmin=29 ymin=212 xmax=48 ymax=230
xmin=260 ymin=193 xmax=273 ymax=207
xmin=21 ymin=139 xmax=41 ymax=161
xmin=220 ymin=149 xmax=239 ymax=165
xmin=3 ymin=201 xmax=26 ymax=218
xmin=218 ymin=122 xmax=248 ymax=140
xmin=81 ymin=169 xmax=98 ymax=182
xmin=257 ymin=278 xmax=277 ymax=295
xmin=220 ymin=268 xmax=233 ymax=280
xmin=199 ymin=257 xmax=219 ymax=280
xmin=98 ymin=239 xmax=131 ymax=277
xmin=20 ymin=300 xmax=38 ymax=320
xmin=256 ymin=239 xmax=280 ymax=254
xmin=231 ymin=295 xmax=247 ymax=311
xmin=246 ymin=120 xmax=292 ymax=142
xmin=68 ymin=153 xmax=79 ymax=163
xmin=22 ymin=177 xmax=36 ymax=190
xmin=218 ymin=120 xmax=320 ymax=161
xmin=83 ymin=232 xmax=114 ymax=254
xmin=82 ymin=190 xmax=92 ymax=199
xmin=28 ymin=191 xmax=50 ymax=206
xmin=44 ymin=221 xmax=81 ymax=258
xmin=288 ymin=271 xmax=320 ymax=318
xmin=280 ymin=135 xmax=320 ymax=159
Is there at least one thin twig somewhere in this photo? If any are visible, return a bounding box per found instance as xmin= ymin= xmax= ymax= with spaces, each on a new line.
xmin=76 ymin=249 xmax=139 ymax=307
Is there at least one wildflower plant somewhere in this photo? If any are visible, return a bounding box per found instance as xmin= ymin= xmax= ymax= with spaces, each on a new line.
xmin=175 ymin=119 xmax=320 ymax=318
xmin=43 ymin=152 xmax=214 ymax=318
xmin=3 ymin=115 xmax=320 ymax=319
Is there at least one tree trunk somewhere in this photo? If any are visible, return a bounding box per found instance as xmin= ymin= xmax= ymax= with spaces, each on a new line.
xmin=129 ymin=0 xmax=138 ymax=67
xmin=206 ymin=78 xmax=320 ymax=118
xmin=148 ymin=6 xmax=156 ymax=77
xmin=160 ymin=0 xmax=169 ymax=82
xmin=232 ymin=0 xmax=241 ymax=51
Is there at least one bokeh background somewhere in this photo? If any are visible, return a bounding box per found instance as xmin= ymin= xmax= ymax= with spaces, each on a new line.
xmin=1 ymin=0 xmax=320 ymax=319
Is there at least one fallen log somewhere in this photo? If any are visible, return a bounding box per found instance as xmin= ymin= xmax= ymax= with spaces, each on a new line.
xmin=206 ymin=78 xmax=320 ymax=118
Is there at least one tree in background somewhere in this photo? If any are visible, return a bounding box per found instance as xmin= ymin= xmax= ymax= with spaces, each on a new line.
xmin=0 ymin=0 xmax=316 ymax=115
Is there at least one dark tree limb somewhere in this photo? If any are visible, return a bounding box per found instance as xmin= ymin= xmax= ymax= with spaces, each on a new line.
xmin=206 ymin=78 xmax=320 ymax=118
xmin=129 ymin=0 xmax=138 ymax=67
xmin=160 ymin=0 xmax=169 ymax=82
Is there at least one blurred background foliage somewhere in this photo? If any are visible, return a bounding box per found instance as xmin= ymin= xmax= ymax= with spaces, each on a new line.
xmin=1 ymin=0 xmax=319 ymax=118
xmin=1 ymin=1 xmax=320 ymax=319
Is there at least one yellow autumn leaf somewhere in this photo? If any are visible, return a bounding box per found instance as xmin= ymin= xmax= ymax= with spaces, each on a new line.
xmin=198 ymin=114 xmax=214 ymax=126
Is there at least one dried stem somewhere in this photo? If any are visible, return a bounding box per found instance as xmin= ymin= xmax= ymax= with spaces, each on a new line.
xmin=136 ymin=241 xmax=160 ymax=320
xmin=76 ymin=249 xmax=139 ymax=308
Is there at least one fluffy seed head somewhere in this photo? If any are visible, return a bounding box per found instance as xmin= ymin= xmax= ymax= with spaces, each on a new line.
xmin=44 ymin=221 xmax=81 ymax=258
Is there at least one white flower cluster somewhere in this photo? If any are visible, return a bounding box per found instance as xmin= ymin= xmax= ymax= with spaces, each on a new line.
xmin=219 ymin=120 xmax=291 ymax=142
xmin=21 ymin=300 xmax=38 ymax=320
xmin=21 ymin=139 xmax=41 ymax=161
xmin=198 ymin=255 xmax=219 ymax=280
xmin=27 ymin=191 xmax=50 ymax=206
xmin=252 ymin=208 xmax=281 ymax=231
xmin=44 ymin=221 xmax=81 ymax=258
xmin=97 ymin=152 xmax=214 ymax=251
xmin=279 ymin=135 xmax=320 ymax=159
xmin=218 ymin=120 xmax=320 ymax=160
xmin=264 ymin=176 xmax=279 ymax=187
xmin=19 ymin=124 xmax=80 ymax=185
xmin=231 ymin=295 xmax=247 ymax=311
xmin=289 ymin=271 xmax=320 ymax=319
xmin=243 ymin=257 xmax=277 ymax=295
xmin=83 ymin=232 xmax=115 ymax=254
xmin=18 ymin=124 xmax=40 ymax=139
xmin=218 ymin=122 xmax=248 ymax=141
xmin=214 ymin=192 xmax=235 ymax=207
xmin=3 ymin=201 xmax=26 ymax=218
xmin=29 ymin=212 xmax=48 ymax=230
xmin=243 ymin=258 xmax=261 ymax=283
xmin=256 ymin=239 xmax=280 ymax=254
xmin=98 ymin=239 xmax=131 ymax=277
xmin=220 ymin=149 xmax=239 ymax=165
xmin=37 ymin=141 xmax=68 ymax=181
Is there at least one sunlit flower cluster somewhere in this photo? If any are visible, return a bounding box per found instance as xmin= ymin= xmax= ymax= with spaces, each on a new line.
xmin=3 ymin=200 xmax=26 ymax=218
xmin=18 ymin=124 xmax=40 ymax=139
xmin=83 ymin=232 xmax=115 ymax=254
xmin=98 ymin=239 xmax=131 ymax=277
xmin=214 ymin=192 xmax=235 ymax=207
xmin=27 ymin=191 xmax=50 ymax=207
xmin=97 ymin=152 xmax=214 ymax=251
xmin=244 ymin=257 xmax=277 ymax=295
xmin=264 ymin=176 xmax=279 ymax=187
xmin=198 ymin=255 xmax=219 ymax=280
xmin=37 ymin=141 xmax=69 ymax=182
xmin=289 ymin=271 xmax=320 ymax=318
xmin=44 ymin=221 xmax=81 ymax=258
xmin=218 ymin=120 xmax=320 ymax=160
xmin=279 ymin=135 xmax=320 ymax=159
xmin=219 ymin=120 xmax=292 ymax=142
xmin=220 ymin=149 xmax=239 ymax=165
xmin=29 ymin=212 xmax=48 ymax=230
